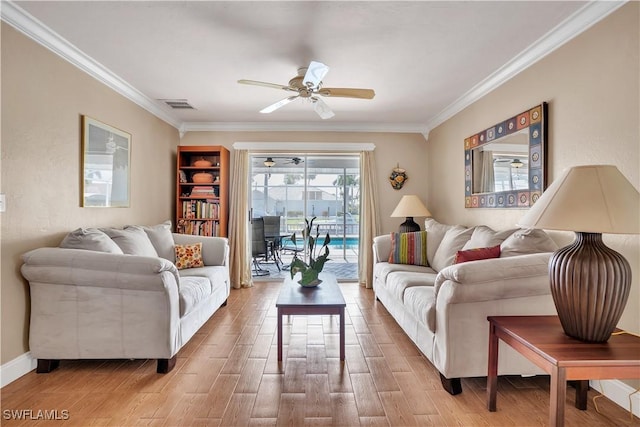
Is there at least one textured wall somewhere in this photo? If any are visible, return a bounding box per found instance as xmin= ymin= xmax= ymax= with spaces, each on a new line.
xmin=1 ymin=24 xmax=179 ymax=364
xmin=426 ymin=3 xmax=639 ymax=335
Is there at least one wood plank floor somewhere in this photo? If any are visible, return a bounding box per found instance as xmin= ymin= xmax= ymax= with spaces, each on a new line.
xmin=1 ymin=282 xmax=636 ymax=426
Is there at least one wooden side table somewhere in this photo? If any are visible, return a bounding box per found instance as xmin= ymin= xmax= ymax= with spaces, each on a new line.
xmin=487 ymin=315 xmax=640 ymax=427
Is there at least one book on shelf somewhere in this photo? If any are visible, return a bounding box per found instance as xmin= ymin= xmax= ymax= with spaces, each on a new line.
xmin=181 ymin=199 xmax=220 ymax=219
xmin=177 ymin=219 xmax=220 ymax=236
xmin=190 ymin=186 xmax=216 ymax=197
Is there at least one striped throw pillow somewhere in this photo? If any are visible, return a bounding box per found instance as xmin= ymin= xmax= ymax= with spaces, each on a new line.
xmin=388 ymin=231 xmax=428 ymax=266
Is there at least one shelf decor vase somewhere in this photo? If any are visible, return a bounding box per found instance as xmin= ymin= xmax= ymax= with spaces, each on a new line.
xmin=192 ymin=172 xmax=214 ymax=183
xmin=289 ymin=217 xmax=330 ymax=288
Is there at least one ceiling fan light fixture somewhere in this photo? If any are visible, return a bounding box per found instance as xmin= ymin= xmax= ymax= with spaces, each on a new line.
xmin=264 ymin=157 xmax=276 ymax=168
xmin=511 ymin=159 xmax=524 ymax=168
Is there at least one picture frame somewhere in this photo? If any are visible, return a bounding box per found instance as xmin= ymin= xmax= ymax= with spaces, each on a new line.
xmin=81 ymin=116 xmax=131 ymax=207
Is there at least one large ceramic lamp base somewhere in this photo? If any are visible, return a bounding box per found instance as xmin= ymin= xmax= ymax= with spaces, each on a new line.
xmin=550 ymin=232 xmax=631 ymax=343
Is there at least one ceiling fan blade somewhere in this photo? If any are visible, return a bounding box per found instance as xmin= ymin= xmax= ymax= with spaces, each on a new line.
xmin=260 ymin=96 xmax=299 ymax=114
xmin=317 ymin=88 xmax=375 ymax=99
xmin=303 ymin=61 xmax=329 ymax=88
xmin=312 ymin=97 xmax=335 ymax=120
xmin=238 ymin=79 xmax=297 ymax=92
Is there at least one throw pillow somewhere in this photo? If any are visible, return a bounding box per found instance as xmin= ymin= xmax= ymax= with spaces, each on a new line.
xmin=430 ymin=226 xmax=474 ymax=271
xmin=461 ymin=226 xmax=517 ymax=250
xmin=175 ymin=242 xmax=204 ymax=270
xmin=455 ymin=245 xmax=501 ymax=264
xmin=101 ymin=227 xmax=159 ymax=257
xmin=59 ymin=228 xmax=124 ymax=254
xmin=424 ymin=218 xmax=457 ymax=266
xmin=500 ymin=228 xmax=559 ymax=257
xmin=388 ymin=231 xmax=428 ymax=267
xmin=126 ymin=221 xmax=175 ymax=262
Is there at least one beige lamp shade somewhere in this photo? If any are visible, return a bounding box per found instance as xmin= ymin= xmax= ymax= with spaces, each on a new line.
xmin=517 ymin=165 xmax=640 ymax=234
xmin=391 ymin=195 xmax=432 ymax=218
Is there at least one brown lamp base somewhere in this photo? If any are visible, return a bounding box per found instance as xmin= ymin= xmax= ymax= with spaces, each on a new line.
xmin=550 ymin=232 xmax=631 ymax=343
xmin=399 ymin=217 xmax=420 ymax=233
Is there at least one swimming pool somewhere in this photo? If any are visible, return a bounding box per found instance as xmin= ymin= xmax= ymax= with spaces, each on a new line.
xmin=328 ymin=236 xmax=359 ymax=249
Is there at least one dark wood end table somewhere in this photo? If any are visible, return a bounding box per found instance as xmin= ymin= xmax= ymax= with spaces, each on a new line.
xmin=487 ymin=315 xmax=640 ymax=427
xmin=276 ymin=272 xmax=346 ymax=361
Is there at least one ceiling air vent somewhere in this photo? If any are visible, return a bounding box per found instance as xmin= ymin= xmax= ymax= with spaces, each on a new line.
xmin=160 ymin=99 xmax=195 ymax=110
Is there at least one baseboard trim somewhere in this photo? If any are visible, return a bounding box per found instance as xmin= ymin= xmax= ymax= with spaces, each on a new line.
xmin=590 ymin=379 xmax=640 ymax=418
xmin=0 ymin=352 xmax=36 ymax=388
xmin=1 ymin=351 xmax=637 ymax=418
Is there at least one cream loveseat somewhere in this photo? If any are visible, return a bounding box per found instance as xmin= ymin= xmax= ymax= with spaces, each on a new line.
xmin=20 ymin=221 xmax=230 ymax=374
xmin=372 ymin=218 xmax=559 ymax=394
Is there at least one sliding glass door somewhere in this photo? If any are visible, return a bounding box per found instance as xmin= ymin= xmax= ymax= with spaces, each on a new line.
xmin=250 ymin=154 xmax=360 ymax=279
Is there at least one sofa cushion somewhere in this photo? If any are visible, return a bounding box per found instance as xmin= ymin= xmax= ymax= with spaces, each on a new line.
xmin=386 ymin=271 xmax=437 ymax=301
xmin=126 ymin=221 xmax=175 ymax=262
xmin=388 ymin=231 xmax=428 ymax=266
xmin=403 ymin=286 xmax=436 ymax=333
xmin=424 ymin=219 xmax=457 ymax=266
xmin=179 ymin=265 xmax=228 ymax=293
xmin=462 ymin=226 xmax=516 ymax=250
xmin=455 ymin=245 xmax=501 ymax=264
xmin=101 ymin=227 xmax=159 ymax=257
xmin=500 ymin=229 xmax=558 ymax=257
xmin=60 ymin=228 xmax=124 ymax=254
xmin=175 ymin=242 xmax=204 ymax=270
xmin=431 ymin=226 xmax=474 ymax=272
xmin=178 ymin=276 xmax=212 ymax=317
xmin=374 ymin=262 xmax=436 ymax=286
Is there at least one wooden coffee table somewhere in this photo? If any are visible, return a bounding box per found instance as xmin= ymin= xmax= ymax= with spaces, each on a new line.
xmin=276 ymin=272 xmax=346 ymax=361
xmin=487 ymin=315 xmax=640 ymax=427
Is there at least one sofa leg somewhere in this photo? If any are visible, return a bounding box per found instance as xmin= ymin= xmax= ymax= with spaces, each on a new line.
xmin=222 ymin=299 xmax=228 ymax=307
xmin=439 ymin=374 xmax=462 ymax=395
xmin=157 ymin=356 xmax=176 ymax=373
xmin=36 ymin=359 xmax=60 ymax=373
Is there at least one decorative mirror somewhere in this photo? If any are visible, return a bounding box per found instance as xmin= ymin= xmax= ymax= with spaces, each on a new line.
xmin=81 ymin=116 xmax=131 ymax=207
xmin=464 ymin=102 xmax=547 ymax=208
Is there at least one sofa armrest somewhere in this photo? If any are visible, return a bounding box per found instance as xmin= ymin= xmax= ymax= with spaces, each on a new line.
xmin=434 ymin=252 xmax=552 ymax=304
xmin=172 ymin=234 xmax=229 ymax=267
xmin=373 ymin=234 xmax=392 ymax=263
xmin=21 ymin=247 xmax=180 ymax=291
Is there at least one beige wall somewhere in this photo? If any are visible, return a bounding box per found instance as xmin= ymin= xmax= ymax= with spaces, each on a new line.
xmin=180 ymin=131 xmax=428 ymax=234
xmin=0 ymin=24 xmax=180 ymax=364
xmin=426 ymin=3 xmax=639 ymax=335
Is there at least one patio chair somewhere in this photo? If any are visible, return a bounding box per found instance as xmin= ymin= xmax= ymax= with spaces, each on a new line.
xmin=251 ymin=217 xmax=269 ymax=276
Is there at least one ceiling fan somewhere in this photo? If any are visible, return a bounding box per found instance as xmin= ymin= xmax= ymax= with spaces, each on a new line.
xmin=238 ymin=61 xmax=375 ymax=119
xmin=263 ymin=157 xmax=304 ymax=167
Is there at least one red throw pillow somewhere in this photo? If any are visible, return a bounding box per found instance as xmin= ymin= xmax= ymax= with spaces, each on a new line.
xmin=454 ymin=245 xmax=501 ymax=264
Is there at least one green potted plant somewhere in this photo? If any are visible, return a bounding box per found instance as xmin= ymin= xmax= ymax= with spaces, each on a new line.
xmin=289 ymin=217 xmax=331 ymax=287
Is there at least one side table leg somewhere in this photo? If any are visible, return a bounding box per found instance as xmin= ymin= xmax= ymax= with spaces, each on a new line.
xmin=550 ymin=366 xmax=567 ymax=427
xmin=574 ymin=380 xmax=588 ymax=410
xmin=339 ymin=307 xmax=345 ymax=361
xmin=277 ymin=308 xmax=283 ymax=361
xmin=487 ymin=322 xmax=499 ymax=411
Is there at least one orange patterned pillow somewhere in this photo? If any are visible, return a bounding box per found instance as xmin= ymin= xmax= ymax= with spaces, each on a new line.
xmin=174 ymin=242 xmax=204 ymax=270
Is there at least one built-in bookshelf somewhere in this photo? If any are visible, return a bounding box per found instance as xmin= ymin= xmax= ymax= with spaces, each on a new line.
xmin=175 ymin=146 xmax=229 ymax=237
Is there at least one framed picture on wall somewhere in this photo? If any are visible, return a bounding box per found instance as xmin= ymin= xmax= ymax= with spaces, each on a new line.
xmin=81 ymin=116 xmax=131 ymax=207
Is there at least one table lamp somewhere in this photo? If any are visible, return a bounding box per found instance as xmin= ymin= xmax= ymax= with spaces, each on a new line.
xmin=391 ymin=195 xmax=432 ymax=233
xmin=517 ymin=165 xmax=640 ymax=342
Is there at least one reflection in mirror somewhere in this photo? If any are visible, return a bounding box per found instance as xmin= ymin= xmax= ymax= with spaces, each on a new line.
xmin=464 ymin=103 xmax=547 ymax=209
xmin=82 ymin=116 xmax=131 ymax=207
xmin=472 ymin=128 xmax=529 ymax=193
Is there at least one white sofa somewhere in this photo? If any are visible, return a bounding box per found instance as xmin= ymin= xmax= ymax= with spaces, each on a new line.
xmin=372 ymin=218 xmax=559 ymax=394
xmin=20 ymin=222 xmax=230 ymax=374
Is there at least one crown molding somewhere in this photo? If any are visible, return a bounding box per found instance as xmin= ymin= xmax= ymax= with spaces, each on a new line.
xmin=425 ymin=0 xmax=627 ymax=132
xmin=233 ymin=142 xmax=376 ymax=152
xmin=0 ymin=1 xmax=182 ymax=130
xmin=2 ymin=0 xmax=625 ymax=136
xmin=181 ymin=121 xmax=429 ymax=134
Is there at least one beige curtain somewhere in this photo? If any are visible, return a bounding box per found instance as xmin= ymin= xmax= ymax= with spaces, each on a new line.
xmin=473 ymin=150 xmax=495 ymax=193
xmin=228 ymin=149 xmax=253 ymax=288
xmin=358 ymin=150 xmax=380 ymax=288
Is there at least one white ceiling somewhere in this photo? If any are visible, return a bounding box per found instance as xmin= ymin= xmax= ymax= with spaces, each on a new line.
xmin=3 ymin=1 xmax=624 ymax=134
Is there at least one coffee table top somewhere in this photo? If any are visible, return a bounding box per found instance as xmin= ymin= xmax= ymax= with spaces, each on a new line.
xmin=276 ymin=272 xmax=346 ymax=308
